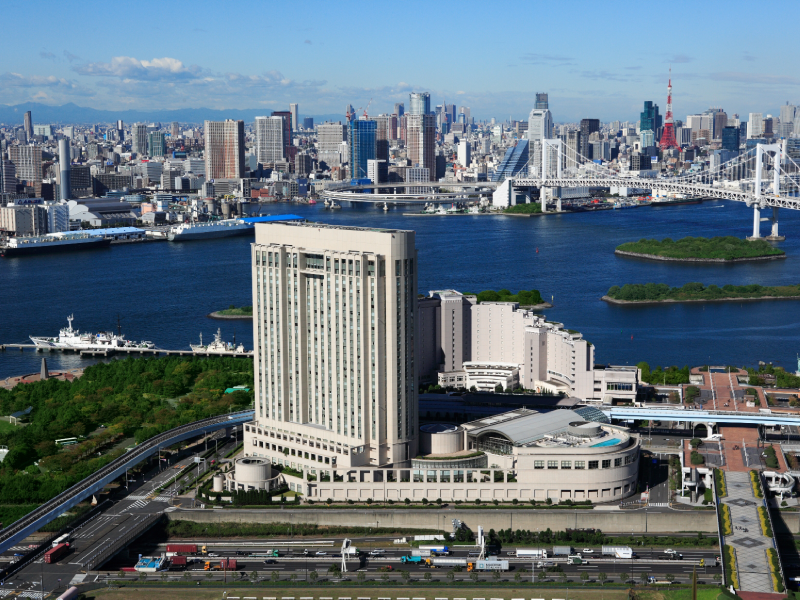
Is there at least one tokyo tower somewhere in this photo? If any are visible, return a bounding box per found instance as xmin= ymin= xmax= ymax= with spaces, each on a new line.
xmin=659 ymin=69 xmax=680 ymax=151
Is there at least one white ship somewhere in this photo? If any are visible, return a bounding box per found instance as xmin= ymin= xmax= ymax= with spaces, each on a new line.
xmin=167 ymin=219 xmax=254 ymax=242
xmin=190 ymin=329 xmax=246 ymax=355
xmin=1 ymin=232 xmax=111 ymax=257
xmin=30 ymin=315 xmax=155 ymax=350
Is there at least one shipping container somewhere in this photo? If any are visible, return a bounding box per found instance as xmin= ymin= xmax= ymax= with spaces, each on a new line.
xmin=44 ymin=543 xmax=70 ymax=564
xmin=552 ymin=546 xmax=572 ymax=556
xmin=419 ymin=545 xmax=448 ymax=552
xmin=220 ymin=559 xmax=237 ymax=570
xmin=171 ymin=556 xmax=187 ymax=566
xmin=411 ymin=549 xmax=432 ymax=557
xmin=428 ymin=557 xmax=467 ymax=568
xmin=166 ymin=544 xmax=197 ymax=554
xmin=475 ymin=560 xmax=509 ymax=571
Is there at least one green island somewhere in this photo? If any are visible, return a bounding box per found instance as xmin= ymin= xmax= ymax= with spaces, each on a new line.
xmin=605 ymin=282 xmax=800 ymax=304
xmin=503 ymin=202 xmax=542 ymax=214
xmin=0 ymin=356 xmax=252 ymax=506
xmin=209 ymin=304 xmax=253 ymax=318
xmin=464 ymin=288 xmax=546 ymax=306
xmin=615 ymin=236 xmax=785 ymax=262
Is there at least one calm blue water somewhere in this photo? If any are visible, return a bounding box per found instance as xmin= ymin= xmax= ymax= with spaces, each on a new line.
xmin=2 ymin=200 xmax=800 ymax=379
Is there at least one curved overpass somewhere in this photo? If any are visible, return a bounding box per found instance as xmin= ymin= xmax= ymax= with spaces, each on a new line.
xmin=0 ymin=410 xmax=254 ymax=554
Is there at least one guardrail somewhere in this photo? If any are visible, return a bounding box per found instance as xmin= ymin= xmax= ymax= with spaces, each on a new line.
xmin=0 ymin=410 xmax=254 ymax=555
xmin=84 ymin=513 xmax=163 ymax=571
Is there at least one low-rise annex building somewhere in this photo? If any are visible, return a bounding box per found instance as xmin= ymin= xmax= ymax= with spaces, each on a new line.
xmin=419 ymin=289 xmax=640 ymax=403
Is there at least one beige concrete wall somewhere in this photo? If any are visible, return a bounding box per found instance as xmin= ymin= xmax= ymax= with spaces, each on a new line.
xmin=167 ymin=507 xmax=718 ymax=534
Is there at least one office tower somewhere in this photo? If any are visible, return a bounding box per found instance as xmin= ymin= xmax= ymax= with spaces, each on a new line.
xmin=131 ymin=124 xmax=148 ymax=156
xmin=712 ymin=111 xmax=728 ymax=141
xmin=374 ymin=115 xmax=391 ymax=182
xmin=491 ymin=140 xmax=529 ymax=181
xmin=457 ymin=140 xmax=471 ymax=167
xmin=640 ymin=101 xmax=662 ymax=135
xmin=762 ymin=116 xmax=773 ymax=137
xmin=9 ymin=146 xmax=43 ymax=196
xmin=747 ymin=113 xmax=763 ymax=138
xmin=367 ymin=159 xmax=386 ymax=184
xmin=271 ymin=111 xmax=293 ymax=157
xmin=444 ymin=104 xmax=456 ymax=126
xmin=148 ymin=131 xmax=166 ymax=158
xmin=405 ymin=113 xmax=436 ymax=181
xmin=250 ymin=222 xmax=418 ymax=465
xmin=722 ymin=126 xmax=740 ymax=152
xmin=579 ymin=119 xmax=600 ymax=158
xmin=58 ymin=138 xmax=71 ymax=201
xmin=295 ymin=152 xmax=313 ymax=177
xmin=171 ymin=122 xmax=180 ymax=137
xmin=204 ymin=119 xmax=245 ymax=179
xmin=535 ymin=93 xmax=549 ymax=110
xmin=348 ymin=119 xmax=377 ymax=179
xmin=317 ymin=122 xmax=347 ymax=168
xmin=640 ymin=129 xmax=655 ymax=149
xmin=409 ymin=92 xmax=431 ymax=115
xmin=564 ymin=130 xmax=581 ymax=167
xmin=528 ymin=108 xmax=553 ymax=177
xmin=255 ymin=116 xmax=285 ymax=164
xmin=303 ymin=117 xmax=314 ymax=130
xmin=23 ymin=111 xmax=32 ymax=140
xmin=394 ymin=103 xmax=404 ymax=117
xmin=0 ymin=158 xmax=17 ymax=194
xmin=459 ymin=106 xmax=471 ymax=124
xmin=290 ymin=104 xmax=299 ymax=131
xmin=63 ymin=126 xmax=75 ymax=139
xmin=346 ymin=104 xmax=354 ymax=120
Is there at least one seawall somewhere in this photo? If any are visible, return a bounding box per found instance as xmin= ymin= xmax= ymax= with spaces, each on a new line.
xmin=614 ymin=249 xmax=786 ymax=263
xmin=166 ymin=508 xmax=717 ymax=534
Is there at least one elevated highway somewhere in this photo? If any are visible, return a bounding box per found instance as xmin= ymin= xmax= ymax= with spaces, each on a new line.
xmin=602 ymin=406 xmax=797 ymax=433
xmin=0 ymin=410 xmax=254 ymax=555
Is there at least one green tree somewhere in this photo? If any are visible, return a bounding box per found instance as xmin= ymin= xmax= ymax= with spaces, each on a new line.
xmin=580 ymin=571 xmax=589 ymax=585
xmin=400 ymin=570 xmax=411 ymax=584
xmin=446 ymin=571 xmax=455 ymax=582
xmin=271 ymin=570 xmax=280 ymax=582
xmin=309 ymin=570 xmax=318 ymax=582
xmin=640 ymin=572 xmax=648 ymax=586
xmin=665 ymin=573 xmax=675 ymax=584
xmin=470 ymin=571 xmax=480 ymax=583
xmin=598 ymin=572 xmax=607 ymax=585
xmin=492 ymin=570 xmax=501 ymax=581
xmin=423 ymin=572 xmax=432 ymax=582
xmin=381 ymin=573 xmax=390 ymax=583
xmin=514 ymin=572 xmax=522 ymax=583
xmin=619 ymin=572 xmax=629 ymax=584
xmin=560 ymin=571 xmax=568 ymax=585
xmin=357 ymin=572 xmax=366 ymax=584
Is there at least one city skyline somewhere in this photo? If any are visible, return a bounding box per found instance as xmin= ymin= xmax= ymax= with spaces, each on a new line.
xmin=2 ymin=0 xmax=799 ymax=122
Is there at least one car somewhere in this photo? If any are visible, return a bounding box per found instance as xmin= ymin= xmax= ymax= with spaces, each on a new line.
xmin=302 ymin=549 xmax=309 ymax=555
xmin=315 ymin=551 xmax=327 ymax=556
xmin=369 ymin=549 xmax=385 ymax=556
xmin=207 ymin=553 xmax=218 ymax=557
xmin=263 ymin=560 xmax=276 ymax=565
xmin=582 ymin=549 xmax=594 ymax=554
xmin=664 ymin=549 xmax=676 ymax=555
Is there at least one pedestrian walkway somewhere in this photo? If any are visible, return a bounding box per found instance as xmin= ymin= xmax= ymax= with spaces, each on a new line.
xmin=721 ymin=427 xmax=761 ymax=472
xmin=722 ymin=471 xmax=775 ymax=594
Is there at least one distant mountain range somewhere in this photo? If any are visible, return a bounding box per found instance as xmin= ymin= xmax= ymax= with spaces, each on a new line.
xmin=0 ymin=102 xmax=346 ymax=126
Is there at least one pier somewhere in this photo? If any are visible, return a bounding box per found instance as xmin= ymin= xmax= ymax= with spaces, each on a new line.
xmin=0 ymin=344 xmax=252 ymax=358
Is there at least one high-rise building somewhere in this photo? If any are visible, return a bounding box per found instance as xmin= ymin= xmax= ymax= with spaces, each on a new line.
xmin=348 ymin=119 xmax=377 ymax=179
xmin=640 ymin=101 xmax=662 ymax=135
xmin=295 ymin=152 xmax=313 ymax=177
xmin=457 ymin=140 xmax=471 ymax=168
xmin=491 ymin=140 xmax=529 ymax=182
xmin=444 ymin=104 xmax=456 ymax=126
xmin=290 ymin=104 xmax=299 ymax=131
xmin=23 ymin=111 xmax=32 ymax=141
xmin=579 ymin=119 xmax=599 ymax=159
xmin=171 ymin=122 xmax=181 ymax=137
xmin=405 ymin=114 xmax=436 ymax=181
xmin=528 ymin=108 xmax=553 ymax=177
xmin=564 ymin=130 xmax=581 ymax=167
xmin=459 ymin=106 xmax=471 ymax=124
xmin=303 ymin=117 xmax=314 ymax=130
xmin=317 ymin=122 xmax=347 ymax=168
xmin=535 ymin=93 xmax=549 ymax=110
xmin=712 ymin=111 xmax=728 ymax=141
xmin=255 ymin=116 xmax=285 ymax=165
xmin=9 ymin=146 xmax=43 ymax=196
xmin=747 ymin=113 xmax=763 ymax=138
xmin=271 ymin=111 xmax=293 ymax=158
xmin=148 ymin=131 xmax=167 ymax=158
xmin=204 ymin=119 xmax=245 ymax=179
xmin=639 ymin=130 xmax=655 ymax=149
xmin=131 ymin=124 xmax=148 ymax=156
xmin=722 ymin=126 xmax=740 ymax=152
xmin=394 ymin=103 xmax=404 ymax=117
xmin=374 ymin=115 xmax=392 ymax=182
xmin=249 ymin=221 xmax=418 ymax=465
xmin=409 ymin=92 xmax=431 ymax=116
xmin=0 ymin=158 xmax=17 ymax=194
xmin=58 ymin=138 xmax=71 ymax=201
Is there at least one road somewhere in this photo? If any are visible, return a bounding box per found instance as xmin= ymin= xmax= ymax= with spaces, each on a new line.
xmin=0 ymin=431 xmax=236 ymax=598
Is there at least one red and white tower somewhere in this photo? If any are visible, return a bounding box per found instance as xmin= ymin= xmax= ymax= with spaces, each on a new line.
xmin=659 ymin=69 xmax=680 ymax=151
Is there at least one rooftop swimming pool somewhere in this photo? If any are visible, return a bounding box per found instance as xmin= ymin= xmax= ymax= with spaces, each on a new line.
xmin=590 ymin=437 xmax=621 ymax=447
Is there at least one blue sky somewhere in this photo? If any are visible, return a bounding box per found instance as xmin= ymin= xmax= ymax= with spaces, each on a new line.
xmin=3 ymin=0 xmax=799 ymax=122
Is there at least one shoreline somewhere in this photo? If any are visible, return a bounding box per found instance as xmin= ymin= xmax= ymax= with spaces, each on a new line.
xmin=614 ymin=249 xmax=786 ymax=263
xmin=207 ymin=311 xmax=253 ymax=320
xmin=602 ymin=294 xmax=800 ymax=306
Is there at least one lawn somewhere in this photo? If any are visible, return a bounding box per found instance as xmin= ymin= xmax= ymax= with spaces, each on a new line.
xmin=0 ymin=420 xmax=18 ymax=433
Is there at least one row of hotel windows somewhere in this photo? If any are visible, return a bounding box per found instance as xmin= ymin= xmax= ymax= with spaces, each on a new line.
xmin=244 ymin=424 xmax=350 ymax=455
xmin=256 ymin=249 xmax=386 ymax=278
xmin=533 ymin=454 xmax=635 ymax=469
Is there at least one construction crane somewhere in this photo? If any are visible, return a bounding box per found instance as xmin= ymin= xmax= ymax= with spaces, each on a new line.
xmin=347 ymin=105 xmax=363 ymax=123
xmin=362 ymin=98 xmax=373 ymax=120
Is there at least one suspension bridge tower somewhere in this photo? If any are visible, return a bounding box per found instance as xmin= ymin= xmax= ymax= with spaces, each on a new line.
xmin=659 ymin=70 xmax=680 ymax=151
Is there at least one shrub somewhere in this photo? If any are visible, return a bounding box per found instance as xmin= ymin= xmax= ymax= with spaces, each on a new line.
xmin=690 ymin=450 xmax=705 ymax=465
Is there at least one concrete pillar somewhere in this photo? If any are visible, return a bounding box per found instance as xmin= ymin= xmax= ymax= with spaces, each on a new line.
xmin=771 ymin=207 xmax=779 ymax=237
xmin=752 ymin=204 xmax=761 ymax=239
xmin=556 ymin=198 xmax=562 ymax=212
xmin=541 ymin=190 xmax=547 ymax=213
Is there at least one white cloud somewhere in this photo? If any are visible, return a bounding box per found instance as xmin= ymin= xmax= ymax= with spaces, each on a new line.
xmin=74 ymin=56 xmax=202 ymax=81
xmin=0 ymin=72 xmax=80 ymax=89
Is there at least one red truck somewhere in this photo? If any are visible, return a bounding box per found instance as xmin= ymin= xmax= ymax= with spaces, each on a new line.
xmin=166 ymin=544 xmax=197 ymax=554
xmin=44 ymin=543 xmax=70 ymax=564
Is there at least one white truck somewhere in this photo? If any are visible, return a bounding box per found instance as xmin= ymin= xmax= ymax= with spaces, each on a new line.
xmin=474 ymin=560 xmax=509 ymax=571
xmin=512 ymin=549 xmax=548 ymax=559
xmin=601 ymin=545 xmax=634 ymax=559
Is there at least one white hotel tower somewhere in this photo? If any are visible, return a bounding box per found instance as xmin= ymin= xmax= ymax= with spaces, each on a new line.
xmin=248 ymin=222 xmax=418 ymax=470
